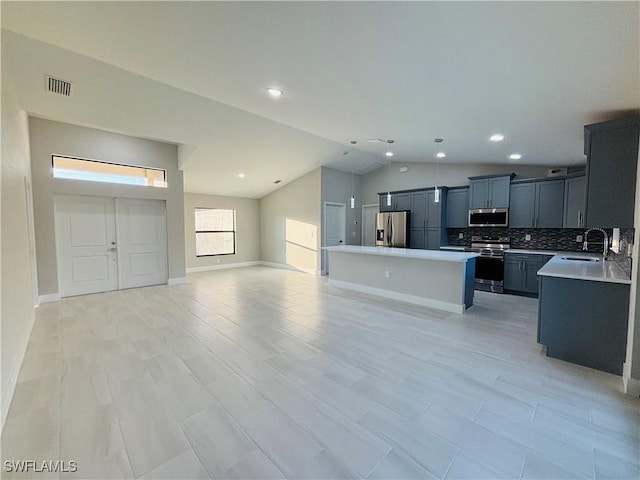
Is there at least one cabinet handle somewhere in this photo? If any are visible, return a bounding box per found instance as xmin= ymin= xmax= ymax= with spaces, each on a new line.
xmin=578 ymin=210 xmax=583 ymax=227
xmin=531 ymin=218 xmax=534 ymax=228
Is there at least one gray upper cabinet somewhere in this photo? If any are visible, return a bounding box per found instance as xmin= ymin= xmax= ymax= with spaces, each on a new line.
xmin=446 ymin=187 xmax=469 ymax=228
xmin=469 ymin=174 xmax=512 ymax=209
xmin=378 ymin=192 xmax=411 ymax=212
xmin=509 ymin=179 xmax=564 ymax=228
xmin=563 ymin=175 xmax=586 ymax=228
xmin=535 ymin=180 xmax=564 ymax=228
xmin=584 ymin=116 xmax=640 ymax=228
xmin=469 ymin=179 xmax=490 ymax=209
xmin=509 ymin=183 xmax=536 ymax=228
xmin=394 ymin=193 xmax=411 ymax=211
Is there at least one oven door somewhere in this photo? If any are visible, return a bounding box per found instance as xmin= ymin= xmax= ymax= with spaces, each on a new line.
xmin=475 ymin=255 xmax=505 ymax=292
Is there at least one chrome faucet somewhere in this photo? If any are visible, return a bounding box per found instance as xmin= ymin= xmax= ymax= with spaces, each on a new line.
xmin=583 ymin=228 xmax=609 ymax=259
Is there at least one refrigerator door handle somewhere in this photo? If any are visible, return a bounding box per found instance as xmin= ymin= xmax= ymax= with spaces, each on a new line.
xmin=390 ymin=216 xmax=394 ymax=247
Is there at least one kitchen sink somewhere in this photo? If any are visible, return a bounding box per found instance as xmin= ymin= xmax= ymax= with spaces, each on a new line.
xmin=560 ymin=256 xmax=600 ymax=262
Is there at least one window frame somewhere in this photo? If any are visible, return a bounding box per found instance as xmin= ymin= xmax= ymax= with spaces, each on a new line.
xmin=51 ymin=154 xmax=167 ymax=188
xmin=194 ymin=207 xmax=237 ymax=257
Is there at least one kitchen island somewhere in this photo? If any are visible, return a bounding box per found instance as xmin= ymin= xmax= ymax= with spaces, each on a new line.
xmin=324 ymin=246 xmax=478 ymax=313
xmin=537 ymin=253 xmax=631 ymax=374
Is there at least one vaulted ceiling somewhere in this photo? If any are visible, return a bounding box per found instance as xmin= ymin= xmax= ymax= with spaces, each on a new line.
xmin=3 ymin=1 xmax=639 ymax=198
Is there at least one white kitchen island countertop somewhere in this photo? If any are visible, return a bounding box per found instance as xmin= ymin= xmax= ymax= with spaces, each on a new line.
xmin=537 ymin=253 xmax=631 ymax=284
xmin=323 ymin=245 xmax=479 ymax=262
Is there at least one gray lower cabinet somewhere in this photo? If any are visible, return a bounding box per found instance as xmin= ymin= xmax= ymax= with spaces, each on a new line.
xmin=538 ymin=275 xmax=630 ymax=375
xmin=410 ymin=228 xmax=442 ymax=250
xmin=504 ymin=253 xmax=553 ymax=296
xmin=410 ymin=228 xmax=425 ymax=249
xmin=446 ymin=187 xmax=469 ymax=228
xmin=508 ymin=179 xmax=564 ymax=228
xmin=426 ymin=228 xmax=442 ymax=250
xmin=563 ymin=175 xmax=586 ymax=228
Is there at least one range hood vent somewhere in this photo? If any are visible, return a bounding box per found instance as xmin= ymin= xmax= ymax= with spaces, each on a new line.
xmin=46 ymin=76 xmax=72 ymax=96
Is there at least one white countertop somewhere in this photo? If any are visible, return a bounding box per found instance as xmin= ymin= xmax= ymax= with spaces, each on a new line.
xmin=324 ymin=245 xmax=479 ymax=262
xmin=439 ymin=246 xmax=467 ymax=251
xmin=506 ymin=249 xmax=561 ymax=255
xmin=537 ymin=253 xmax=631 ymax=285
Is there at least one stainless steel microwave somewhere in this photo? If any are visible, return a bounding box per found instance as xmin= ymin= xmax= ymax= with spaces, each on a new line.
xmin=468 ymin=208 xmax=509 ymax=227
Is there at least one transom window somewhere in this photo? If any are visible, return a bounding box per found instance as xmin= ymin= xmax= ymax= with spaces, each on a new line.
xmin=195 ymin=208 xmax=236 ymax=256
xmin=52 ymin=155 xmax=167 ymax=188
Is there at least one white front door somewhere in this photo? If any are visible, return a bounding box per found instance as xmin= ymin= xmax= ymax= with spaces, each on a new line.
xmin=55 ymin=195 xmax=118 ymax=297
xmin=116 ymin=198 xmax=168 ymax=289
xmin=55 ymin=195 xmax=168 ymax=297
xmin=362 ymin=204 xmax=379 ymax=246
xmin=323 ymin=203 xmax=346 ymax=274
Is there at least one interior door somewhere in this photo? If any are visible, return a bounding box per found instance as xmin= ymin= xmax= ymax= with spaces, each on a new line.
xmin=55 ymin=195 xmax=118 ymax=296
xmin=324 ymin=203 xmax=345 ymax=273
xmin=116 ymin=198 xmax=168 ymax=289
xmin=362 ymin=205 xmax=379 ymax=246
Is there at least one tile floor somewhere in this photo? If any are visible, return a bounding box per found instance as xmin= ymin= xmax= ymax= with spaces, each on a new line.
xmin=2 ymin=266 xmax=639 ymax=479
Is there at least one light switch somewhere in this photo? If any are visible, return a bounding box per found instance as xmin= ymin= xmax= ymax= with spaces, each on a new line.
xmin=385 ymin=270 xmax=390 ymax=278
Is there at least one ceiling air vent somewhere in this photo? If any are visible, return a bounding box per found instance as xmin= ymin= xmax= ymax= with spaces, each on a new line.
xmin=46 ymin=75 xmax=72 ymax=96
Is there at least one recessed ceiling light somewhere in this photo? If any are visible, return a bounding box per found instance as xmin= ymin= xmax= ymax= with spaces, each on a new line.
xmin=490 ymin=134 xmax=505 ymax=142
xmin=436 ymin=152 xmax=446 ymax=158
xmin=509 ymin=153 xmax=522 ymax=160
xmin=266 ymin=88 xmax=283 ymax=97
xmin=238 ymin=172 xmax=246 ymax=178
xmin=385 ymin=151 xmax=394 ymax=157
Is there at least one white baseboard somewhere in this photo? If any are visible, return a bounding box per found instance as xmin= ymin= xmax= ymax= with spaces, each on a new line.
xmin=37 ymin=293 xmax=60 ymax=304
xmin=328 ymin=278 xmax=465 ymax=314
xmin=167 ymin=277 xmax=186 ymax=285
xmin=624 ymin=376 xmax=640 ymax=397
xmin=186 ymin=261 xmax=261 ymax=273
xmin=260 ymin=262 xmax=320 ymax=275
xmin=623 ymin=362 xmax=640 ymax=397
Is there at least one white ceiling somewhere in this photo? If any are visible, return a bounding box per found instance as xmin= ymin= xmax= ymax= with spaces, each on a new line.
xmin=2 ymin=1 xmax=639 ymax=198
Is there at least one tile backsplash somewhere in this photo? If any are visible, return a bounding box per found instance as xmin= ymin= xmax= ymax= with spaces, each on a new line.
xmin=447 ymin=227 xmax=634 ymax=277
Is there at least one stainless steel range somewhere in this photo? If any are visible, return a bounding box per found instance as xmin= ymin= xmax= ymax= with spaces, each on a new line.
xmin=467 ymin=236 xmax=511 ymax=293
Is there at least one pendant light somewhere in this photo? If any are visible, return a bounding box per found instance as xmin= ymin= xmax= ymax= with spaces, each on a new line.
xmin=350 ymin=172 xmax=356 ymax=209
xmin=348 ymin=140 xmax=357 ymax=208
xmin=434 ymin=138 xmax=444 ymax=203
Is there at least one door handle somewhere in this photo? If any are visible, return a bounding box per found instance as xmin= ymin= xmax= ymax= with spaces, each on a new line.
xmin=108 ymin=247 xmax=117 ymax=252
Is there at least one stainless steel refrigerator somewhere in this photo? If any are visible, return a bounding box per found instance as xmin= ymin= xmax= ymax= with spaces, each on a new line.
xmin=375 ymin=211 xmax=409 ymax=247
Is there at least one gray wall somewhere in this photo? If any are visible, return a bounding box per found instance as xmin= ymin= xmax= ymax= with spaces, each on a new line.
xmin=320 ymin=167 xmax=363 ymax=272
xmin=260 ymin=168 xmax=321 ymax=273
xmin=184 ymin=193 xmax=260 ymax=269
xmin=361 ymin=162 xmax=556 ymax=205
xmin=29 ymin=118 xmax=186 ymax=295
xmin=1 ymin=61 xmax=36 ymax=429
